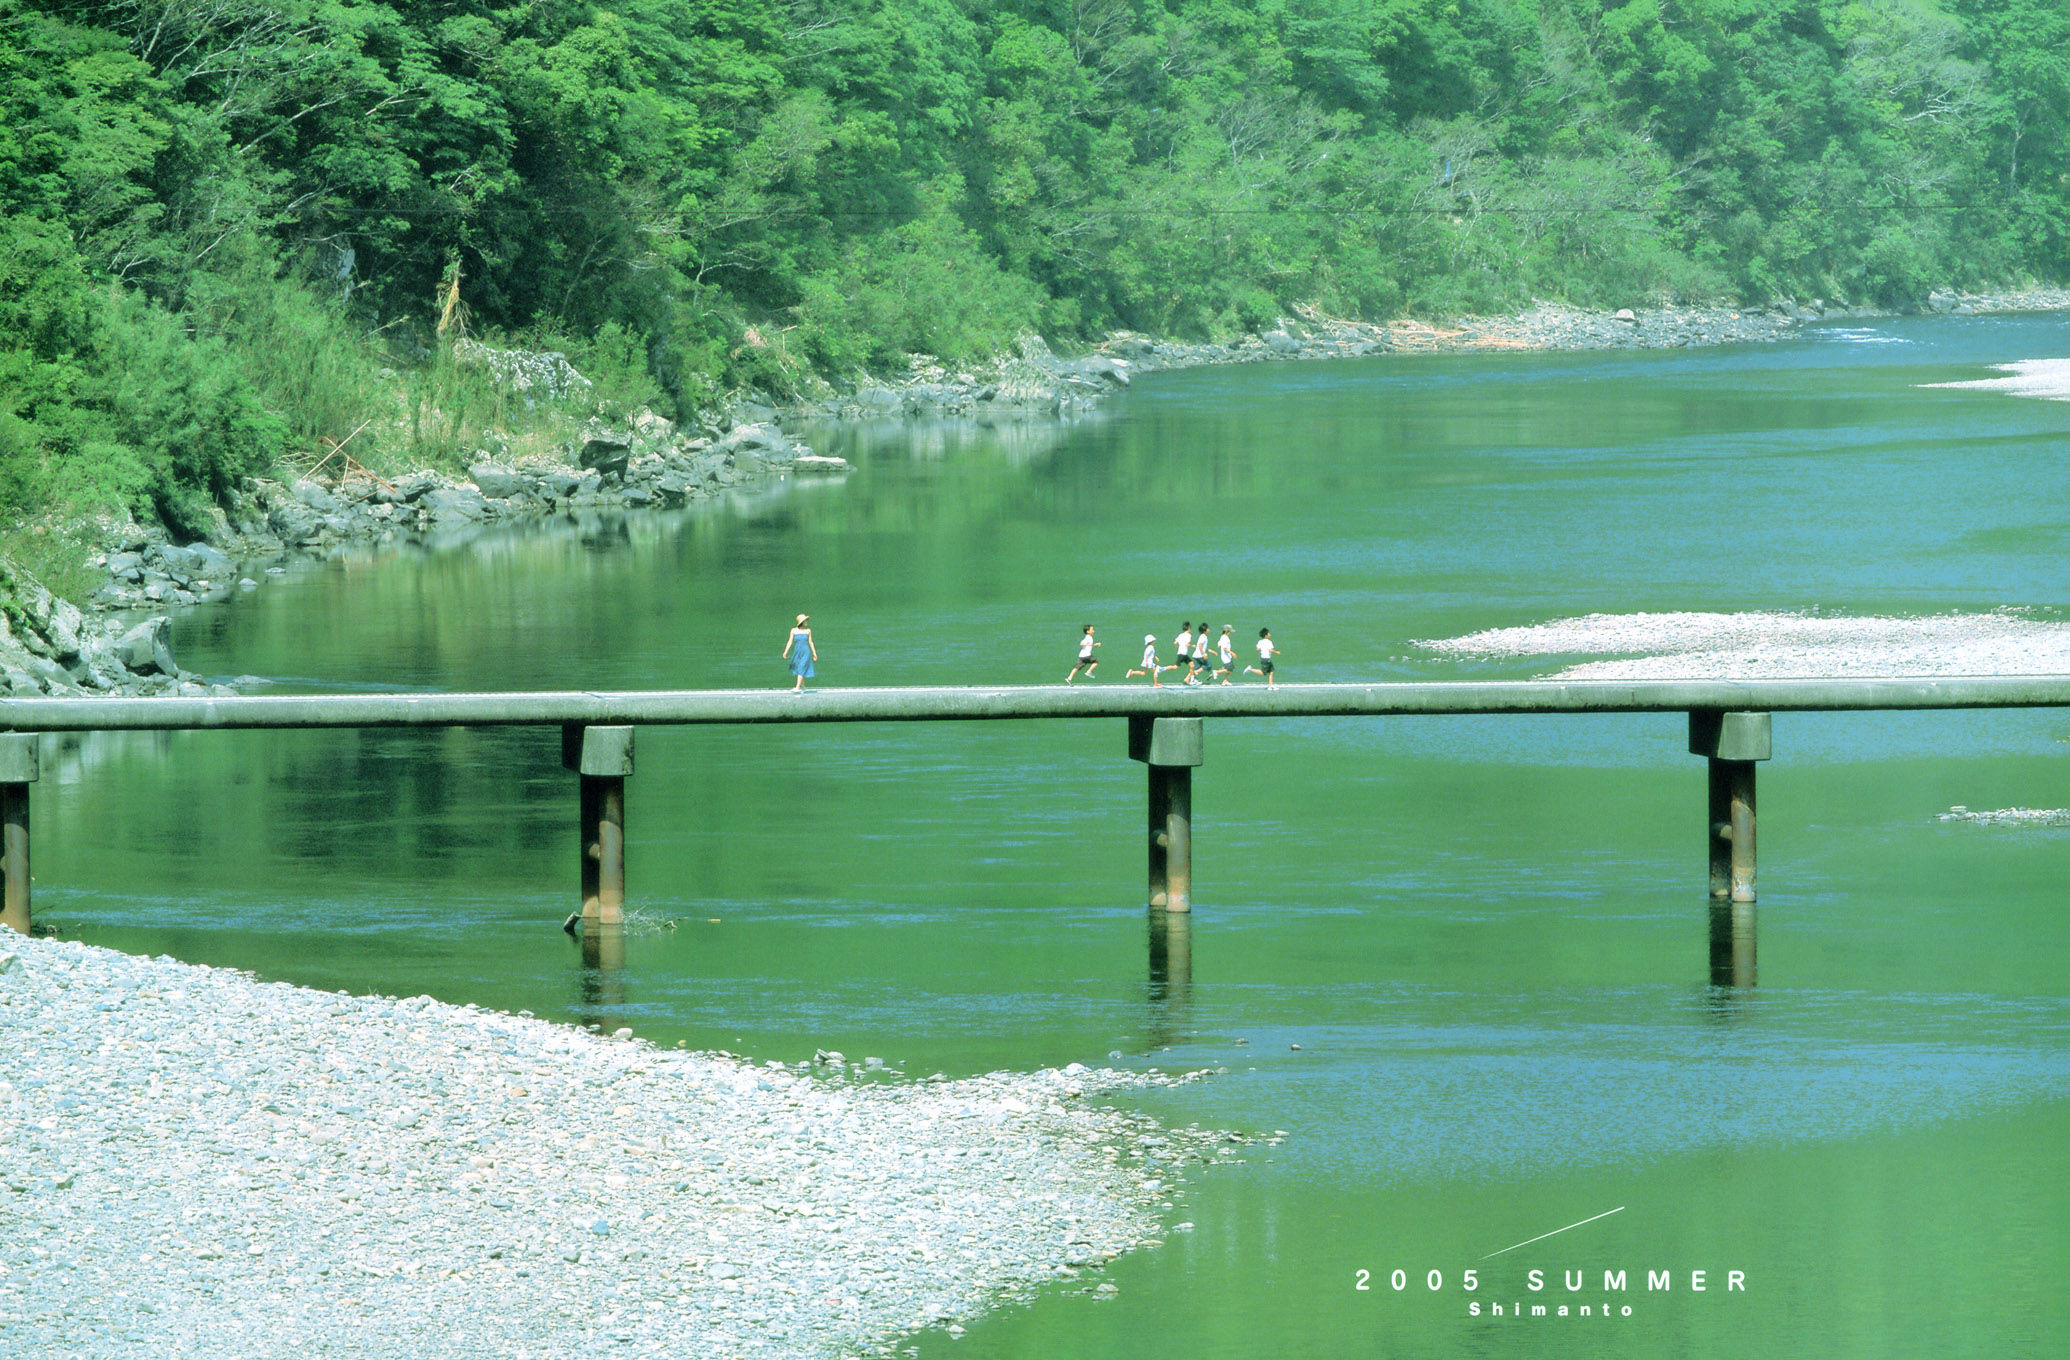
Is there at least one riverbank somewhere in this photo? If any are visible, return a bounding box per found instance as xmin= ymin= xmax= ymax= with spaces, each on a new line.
xmin=6 ymin=285 xmax=2067 ymax=701
xmin=0 ymin=935 xmax=1227 ymax=1358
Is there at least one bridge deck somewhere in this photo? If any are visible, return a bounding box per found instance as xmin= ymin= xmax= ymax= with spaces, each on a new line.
xmin=5 ymin=675 xmax=2070 ymax=731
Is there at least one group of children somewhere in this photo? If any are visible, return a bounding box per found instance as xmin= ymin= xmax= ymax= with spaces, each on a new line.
xmin=1065 ymin=621 xmax=1282 ymax=688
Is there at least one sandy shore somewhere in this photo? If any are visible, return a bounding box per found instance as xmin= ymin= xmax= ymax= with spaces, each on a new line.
xmin=0 ymin=937 xmax=1227 ymax=1358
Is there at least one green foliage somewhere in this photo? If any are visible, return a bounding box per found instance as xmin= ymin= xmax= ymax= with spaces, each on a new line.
xmin=3 ymin=0 xmax=2069 ymax=547
xmin=795 ymin=179 xmax=1045 ymax=368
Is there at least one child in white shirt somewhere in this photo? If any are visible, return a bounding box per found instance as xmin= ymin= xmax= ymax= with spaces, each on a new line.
xmin=1125 ymin=633 xmax=1168 ymax=687
xmin=1065 ymin=625 xmax=1100 ymax=683
xmin=1244 ymin=628 xmax=1282 ymax=688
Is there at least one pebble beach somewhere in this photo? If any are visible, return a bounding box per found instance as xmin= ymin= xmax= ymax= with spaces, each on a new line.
xmin=1419 ymin=609 xmax=2070 ymax=680
xmin=0 ymin=937 xmax=1223 ymax=1358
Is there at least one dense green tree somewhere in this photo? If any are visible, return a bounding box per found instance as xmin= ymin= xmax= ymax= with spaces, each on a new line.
xmin=2 ymin=0 xmax=2066 ymax=534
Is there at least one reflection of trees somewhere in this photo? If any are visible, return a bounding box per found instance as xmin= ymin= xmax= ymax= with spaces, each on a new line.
xmin=40 ymin=727 xmax=568 ymax=894
xmin=800 ymin=413 xmax=1085 ymax=467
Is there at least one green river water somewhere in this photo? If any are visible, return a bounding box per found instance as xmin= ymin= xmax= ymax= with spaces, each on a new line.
xmin=37 ymin=314 xmax=2070 ymax=1357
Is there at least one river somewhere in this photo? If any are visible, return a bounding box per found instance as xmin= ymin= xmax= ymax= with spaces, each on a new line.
xmin=39 ymin=313 xmax=2070 ymax=1356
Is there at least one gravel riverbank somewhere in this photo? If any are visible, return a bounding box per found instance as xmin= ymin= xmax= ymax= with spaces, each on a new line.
xmin=0 ymin=936 xmax=1229 ymax=1359
xmin=1418 ymin=609 xmax=2070 ymax=679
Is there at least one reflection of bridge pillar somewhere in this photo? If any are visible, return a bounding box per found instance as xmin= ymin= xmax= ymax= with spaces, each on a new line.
xmin=1690 ymin=712 xmax=1770 ymax=904
xmin=1146 ymin=908 xmax=1192 ymax=1048
xmin=1130 ymin=717 xmax=1203 ymax=912
xmin=0 ymin=733 xmax=36 ymax=935
xmin=564 ymin=725 xmax=634 ymax=926
xmin=1708 ymin=901 xmax=1756 ymax=988
xmin=1148 ymin=906 xmax=1192 ymax=999
xmin=578 ymin=923 xmax=628 ymax=1023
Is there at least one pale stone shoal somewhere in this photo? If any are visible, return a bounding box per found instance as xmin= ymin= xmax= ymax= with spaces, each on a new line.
xmin=0 ymin=936 xmax=1220 ymax=1359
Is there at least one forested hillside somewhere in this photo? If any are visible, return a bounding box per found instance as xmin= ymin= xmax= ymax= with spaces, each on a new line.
xmin=3 ymin=0 xmax=2066 ymax=536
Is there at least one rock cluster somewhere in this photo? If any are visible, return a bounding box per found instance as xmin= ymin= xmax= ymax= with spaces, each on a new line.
xmin=450 ymin=339 xmax=593 ymax=401
xmin=0 ymin=408 xmax=845 ymax=699
xmin=781 ymin=337 xmax=1126 ymax=425
xmin=0 ymin=554 xmax=225 ymax=699
xmin=0 ymin=936 xmax=1225 ymax=1359
xmin=195 ymin=420 xmax=822 ymax=567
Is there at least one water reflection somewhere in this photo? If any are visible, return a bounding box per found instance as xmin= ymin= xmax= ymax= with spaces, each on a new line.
xmin=1708 ymin=900 xmax=1758 ymax=990
xmin=575 ymin=923 xmax=627 ymax=1025
xmin=800 ymin=413 xmax=1094 ymax=467
xmin=1146 ymin=908 xmax=1191 ymax=1048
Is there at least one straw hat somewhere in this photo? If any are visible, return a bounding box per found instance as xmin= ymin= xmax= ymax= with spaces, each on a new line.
xmin=1144 ymin=633 xmax=1157 ymax=643
xmin=796 ymin=614 xmax=809 ymax=625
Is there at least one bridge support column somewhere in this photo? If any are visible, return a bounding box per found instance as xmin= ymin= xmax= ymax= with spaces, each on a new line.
xmin=1690 ymin=712 xmax=1770 ymax=904
xmin=1130 ymin=717 xmax=1203 ymax=912
xmin=0 ymin=734 xmax=35 ymax=935
xmin=564 ymin=725 xmax=634 ymax=927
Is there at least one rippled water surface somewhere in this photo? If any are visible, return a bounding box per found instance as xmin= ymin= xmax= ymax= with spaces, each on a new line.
xmin=43 ymin=314 xmax=2070 ymax=1356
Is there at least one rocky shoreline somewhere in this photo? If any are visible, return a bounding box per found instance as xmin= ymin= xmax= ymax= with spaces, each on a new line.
xmin=0 ymin=935 xmax=1232 ymax=1358
xmin=0 ymin=414 xmax=845 ymax=698
xmin=3 ymin=285 xmax=2066 ymax=700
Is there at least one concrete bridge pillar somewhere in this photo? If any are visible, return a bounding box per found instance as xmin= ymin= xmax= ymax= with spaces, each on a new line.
xmin=1690 ymin=711 xmax=1771 ymax=906
xmin=0 ymin=734 xmax=34 ymax=935
xmin=1131 ymin=716 xmax=1203 ymax=913
xmin=564 ymin=725 xmax=633 ymax=927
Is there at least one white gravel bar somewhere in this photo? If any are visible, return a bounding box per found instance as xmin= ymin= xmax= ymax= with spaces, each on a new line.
xmin=1921 ymin=357 xmax=2070 ymax=401
xmin=1419 ymin=610 xmax=2070 ymax=680
xmin=0 ymin=937 xmax=1212 ymax=1358
xmin=1936 ymin=806 xmax=2070 ymax=828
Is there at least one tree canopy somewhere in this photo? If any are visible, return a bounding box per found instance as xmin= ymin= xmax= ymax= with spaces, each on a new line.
xmin=2 ymin=0 xmax=2066 ymax=528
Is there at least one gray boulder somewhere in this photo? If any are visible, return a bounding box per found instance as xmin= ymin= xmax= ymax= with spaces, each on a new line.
xmin=268 ymin=503 xmax=324 ymax=542
xmin=44 ymin=598 xmax=84 ymax=659
xmin=151 ymin=544 xmax=203 ymax=581
xmin=1063 ymin=356 xmax=1131 ymax=386
xmin=423 ymin=487 xmax=490 ymax=522
xmin=187 ymin=542 xmax=235 ymax=578
xmin=290 ymin=479 xmax=343 ymax=514
xmin=23 ymin=655 xmax=77 ymax=693
xmin=390 ymin=472 xmax=444 ymax=503
xmin=114 ymin=618 xmax=178 ymax=677
xmin=579 ymin=438 xmax=632 ymax=479
xmin=470 ymin=463 xmax=528 ymax=499
xmin=64 ymin=644 xmax=132 ymax=690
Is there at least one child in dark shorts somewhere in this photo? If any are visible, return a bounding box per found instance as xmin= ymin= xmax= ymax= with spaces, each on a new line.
xmin=1065 ymin=624 xmax=1100 ymax=682
xmin=1244 ymin=627 xmax=1282 ymax=687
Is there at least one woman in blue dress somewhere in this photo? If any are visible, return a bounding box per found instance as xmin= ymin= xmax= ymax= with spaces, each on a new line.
xmin=782 ymin=614 xmax=817 ymax=691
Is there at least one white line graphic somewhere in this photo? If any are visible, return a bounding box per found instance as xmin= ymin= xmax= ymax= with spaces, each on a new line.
xmin=1482 ymin=1206 xmax=1626 ymax=1260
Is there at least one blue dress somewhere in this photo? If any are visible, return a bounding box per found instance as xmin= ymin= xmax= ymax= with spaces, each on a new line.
xmin=786 ymin=629 xmax=815 ymax=678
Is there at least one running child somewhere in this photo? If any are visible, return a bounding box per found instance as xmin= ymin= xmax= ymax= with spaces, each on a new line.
xmin=1065 ymin=624 xmax=1100 ymax=682
xmin=1188 ymin=616 xmax=1211 ymax=684
xmin=1243 ymin=627 xmax=1283 ymax=688
xmin=1172 ymin=622 xmax=1194 ymax=684
xmin=1125 ymin=633 xmax=1169 ymax=687
xmin=1214 ymin=625 xmax=1236 ymax=683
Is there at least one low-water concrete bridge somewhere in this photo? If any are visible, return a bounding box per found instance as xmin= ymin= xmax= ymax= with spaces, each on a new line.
xmin=4 ymin=678 xmax=2066 ymax=984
